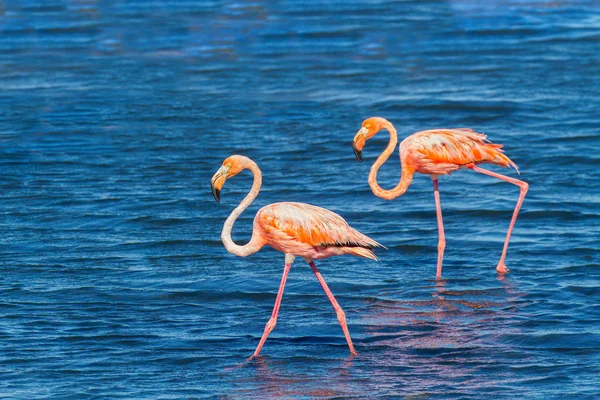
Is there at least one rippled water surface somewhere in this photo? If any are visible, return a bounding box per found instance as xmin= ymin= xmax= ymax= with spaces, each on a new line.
xmin=1 ymin=1 xmax=600 ymax=398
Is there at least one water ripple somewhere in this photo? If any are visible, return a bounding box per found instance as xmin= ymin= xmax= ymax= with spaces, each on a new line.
xmin=0 ymin=0 xmax=599 ymax=398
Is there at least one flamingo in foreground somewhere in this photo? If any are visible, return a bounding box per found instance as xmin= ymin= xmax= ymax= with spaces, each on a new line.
xmin=210 ymin=155 xmax=382 ymax=359
xmin=351 ymin=117 xmax=528 ymax=279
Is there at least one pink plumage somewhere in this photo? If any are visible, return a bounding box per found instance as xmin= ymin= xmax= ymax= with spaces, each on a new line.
xmin=400 ymin=128 xmax=519 ymax=176
xmin=257 ymin=202 xmax=382 ymax=261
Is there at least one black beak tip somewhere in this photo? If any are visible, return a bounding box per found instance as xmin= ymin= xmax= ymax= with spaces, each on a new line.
xmin=212 ymin=185 xmax=221 ymax=203
xmin=351 ymin=142 xmax=363 ymax=162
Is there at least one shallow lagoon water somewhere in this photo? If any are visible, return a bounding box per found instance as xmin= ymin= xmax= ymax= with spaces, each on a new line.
xmin=1 ymin=0 xmax=599 ymax=398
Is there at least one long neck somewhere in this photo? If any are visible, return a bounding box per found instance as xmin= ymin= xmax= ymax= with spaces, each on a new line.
xmin=221 ymin=160 xmax=264 ymax=257
xmin=368 ymin=121 xmax=414 ymax=200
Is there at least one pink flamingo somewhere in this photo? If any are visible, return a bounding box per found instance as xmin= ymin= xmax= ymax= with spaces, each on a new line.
xmin=210 ymin=155 xmax=383 ymax=359
xmin=351 ymin=117 xmax=528 ymax=279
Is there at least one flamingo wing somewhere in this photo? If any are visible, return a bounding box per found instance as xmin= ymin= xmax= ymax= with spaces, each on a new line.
xmin=257 ymin=202 xmax=382 ymax=251
xmin=404 ymin=128 xmax=518 ymax=173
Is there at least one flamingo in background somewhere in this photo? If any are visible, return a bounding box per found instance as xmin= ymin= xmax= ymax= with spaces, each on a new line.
xmin=351 ymin=117 xmax=528 ymax=279
xmin=210 ymin=155 xmax=383 ymax=359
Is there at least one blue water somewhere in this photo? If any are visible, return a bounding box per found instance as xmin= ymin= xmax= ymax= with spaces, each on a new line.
xmin=1 ymin=0 xmax=599 ymax=398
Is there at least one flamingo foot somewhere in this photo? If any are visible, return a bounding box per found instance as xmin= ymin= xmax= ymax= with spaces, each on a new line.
xmin=496 ymin=262 xmax=510 ymax=274
xmin=246 ymin=354 xmax=258 ymax=362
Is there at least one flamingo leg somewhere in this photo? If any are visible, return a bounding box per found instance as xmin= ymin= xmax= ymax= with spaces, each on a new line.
xmin=249 ymin=262 xmax=291 ymax=359
xmin=308 ymin=261 xmax=357 ymax=355
xmin=468 ymin=164 xmax=529 ymax=274
xmin=432 ymin=178 xmax=446 ymax=279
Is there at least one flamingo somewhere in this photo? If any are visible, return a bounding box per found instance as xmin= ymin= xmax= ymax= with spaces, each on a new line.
xmin=351 ymin=117 xmax=528 ymax=279
xmin=210 ymin=155 xmax=383 ymax=359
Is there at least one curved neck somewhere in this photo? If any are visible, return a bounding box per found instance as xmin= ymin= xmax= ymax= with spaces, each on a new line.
xmin=368 ymin=121 xmax=414 ymax=200
xmin=221 ymin=160 xmax=264 ymax=257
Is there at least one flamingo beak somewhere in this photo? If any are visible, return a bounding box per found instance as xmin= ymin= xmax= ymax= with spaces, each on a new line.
xmin=351 ymin=141 xmax=363 ymax=162
xmin=211 ymin=184 xmax=221 ymax=203
xmin=352 ymin=128 xmax=368 ymax=162
xmin=210 ymin=166 xmax=228 ymax=203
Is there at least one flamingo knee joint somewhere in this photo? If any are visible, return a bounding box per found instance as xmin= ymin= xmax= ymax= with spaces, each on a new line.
xmin=265 ymin=317 xmax=277 ymax=332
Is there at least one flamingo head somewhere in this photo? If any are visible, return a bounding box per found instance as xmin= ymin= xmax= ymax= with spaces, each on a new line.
xmin=352 ymin=117 xmax=386 ymax=162
xmin=210 ymin=155 xmax=247 ymax=202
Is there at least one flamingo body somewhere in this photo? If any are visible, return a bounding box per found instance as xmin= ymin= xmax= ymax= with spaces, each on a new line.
xmin=256 ymin=202 xmax=380 ymax=261
xmin=400 ymin=128 xmax=518 ymax=176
